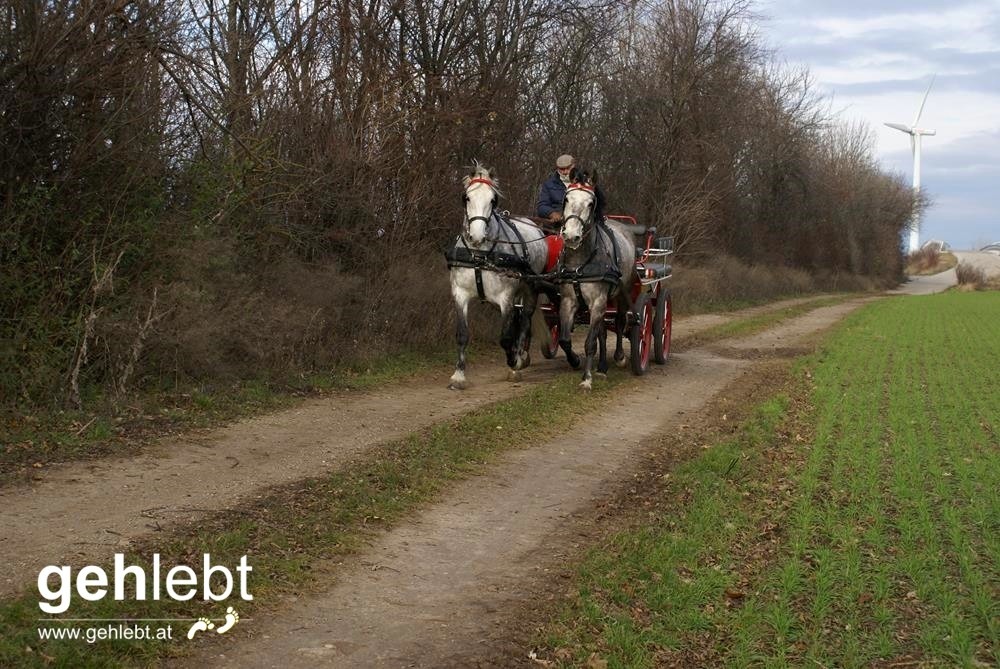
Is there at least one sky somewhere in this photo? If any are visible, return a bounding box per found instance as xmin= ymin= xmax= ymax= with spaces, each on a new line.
xmin=757 ymin=0 xmax=1000 ymax=249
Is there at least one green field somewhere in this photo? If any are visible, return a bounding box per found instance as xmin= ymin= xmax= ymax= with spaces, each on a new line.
xmin=543 ymin=292 xmax=999 ymax=667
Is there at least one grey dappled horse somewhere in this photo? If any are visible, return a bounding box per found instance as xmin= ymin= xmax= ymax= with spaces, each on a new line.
xmin=447 ymin=164 xmax=549 ymax=390
xmin=557 ymin=172 xmax=636 ymax=390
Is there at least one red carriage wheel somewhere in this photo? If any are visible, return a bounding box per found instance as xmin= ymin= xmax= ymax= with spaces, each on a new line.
xmin=630 ymin=294 xmax=653 ymax=375
xmin=653 ymin=288 xmax=671 ymax=364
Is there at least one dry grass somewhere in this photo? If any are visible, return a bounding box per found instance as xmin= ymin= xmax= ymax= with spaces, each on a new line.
xmin=117 ymin=237 xmax=459 ymax=387
xmin=906 ymin=248 xmax=957 ymax=276
xmin=955 ymin=262 xmax=988 ymax=289
xmin=670 ymin=254 xmax=881 ymax=314
xmin=124 ymin=250 xmax=877 ymax=394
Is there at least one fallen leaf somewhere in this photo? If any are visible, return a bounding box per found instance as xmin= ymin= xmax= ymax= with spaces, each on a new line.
xmin=585 ymin=653 xmax=608 ymax=669
xmin=554 ymin=647 xmax=574 ymax=661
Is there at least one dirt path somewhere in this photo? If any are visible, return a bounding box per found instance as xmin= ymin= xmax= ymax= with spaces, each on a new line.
xmin=180 ymin=299 xmax=870 ymax=669
xmin=0 ymin=296 xmax=823 ymax=598
xmin=890 ymin=267 xmax=958 ymax=295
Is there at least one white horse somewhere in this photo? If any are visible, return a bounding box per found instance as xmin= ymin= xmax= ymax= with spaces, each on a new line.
xmin=557 ymin=171 xmax=636 ymax=390
xmin=447 ymin=164 xmax=550 ymax=390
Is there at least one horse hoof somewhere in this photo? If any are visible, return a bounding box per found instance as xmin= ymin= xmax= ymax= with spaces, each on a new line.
xmin=568 ymin=357 xmax=581 ymax=370
xmin=448 ymin=373 xmax=468 ymax=390
xmin=507 ymin=369 xmax=522 ymax=382
xmin=615 ymin=357 xmax=627 ymax=368
xmin=595 ymin=371 xmax=607 ymax=379
xmin=579 ymin=379 xmax=593 ymax=391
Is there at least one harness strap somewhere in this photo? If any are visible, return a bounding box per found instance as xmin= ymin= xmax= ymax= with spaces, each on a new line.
xmin=596 ymin=220 xmax=620 ymax=269
xmin=504 ymin=213 xmax=530 ymax=264
xmin=475 ymin=267 xmax=486 ymax=301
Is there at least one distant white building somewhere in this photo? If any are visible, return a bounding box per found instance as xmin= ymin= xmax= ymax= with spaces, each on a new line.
xmin=921 ymin=239 xmax=951 ymax=252
xmin=981 ymin=242 xmax=1000 ymax=255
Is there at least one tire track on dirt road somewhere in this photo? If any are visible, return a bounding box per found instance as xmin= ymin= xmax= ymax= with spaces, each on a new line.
xmin=179 ymin=299 xmax=871 ymax=669
xmin=0 ymin=297 xmax=826 ymax=598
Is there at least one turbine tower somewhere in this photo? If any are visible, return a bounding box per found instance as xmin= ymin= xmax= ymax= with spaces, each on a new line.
xmin=885 ymin=75 xmax=936 ymax=253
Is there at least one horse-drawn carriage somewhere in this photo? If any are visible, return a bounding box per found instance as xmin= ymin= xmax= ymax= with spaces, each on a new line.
xmin=445 ymin=163 xmax=673 ymax=390
xmin=538 ymin=214 xmax=673 ymax=376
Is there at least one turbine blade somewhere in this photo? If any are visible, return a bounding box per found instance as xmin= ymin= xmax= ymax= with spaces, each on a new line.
xmin=913 ymin=74 xmax=936 ymax=126
xmin=885 ymin=122 xmax=913 ymax=133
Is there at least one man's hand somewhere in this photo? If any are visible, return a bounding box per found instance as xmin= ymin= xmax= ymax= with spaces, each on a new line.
xmin=548 ymin=211 xmax=563 ymax=222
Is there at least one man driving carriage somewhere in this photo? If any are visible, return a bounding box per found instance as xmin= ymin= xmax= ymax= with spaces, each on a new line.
xmin=537 ymin=154 xmax=607 ymax=225
xmin=536 ymin=154 xmax=574 ymax=223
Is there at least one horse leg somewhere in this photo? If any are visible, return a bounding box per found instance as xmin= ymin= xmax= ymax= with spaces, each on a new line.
xmin=449 ymin=293 xmax=472 ymax=390
xmin=558 ymin=288 xmax=581 ymax=370
xmin=513 ymin=291 xmax=536 ymax=374
xmin=597 ymin=317 xmax=609 ymax=376
xmin=613 ymin=294 xmax=628 ymax=367
xmin=499 ymin=303 xmax=521 ymax=379
xmin=580 ymin=291 xmax=608 ymax=390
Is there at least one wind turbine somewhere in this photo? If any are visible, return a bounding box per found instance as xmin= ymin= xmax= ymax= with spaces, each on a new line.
xmin=885 ymin=75 xmax=936 ymax=253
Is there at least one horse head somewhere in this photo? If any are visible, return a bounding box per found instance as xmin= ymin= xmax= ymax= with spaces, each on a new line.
xmin=461 ymin=162 xmax=499 ymax=246
xmin=560 ymin=167 xmax=599 ymax=249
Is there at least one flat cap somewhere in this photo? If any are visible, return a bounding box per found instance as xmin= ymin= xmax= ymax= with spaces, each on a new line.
xmin=556 ymin=154 xmax=575 ymax=168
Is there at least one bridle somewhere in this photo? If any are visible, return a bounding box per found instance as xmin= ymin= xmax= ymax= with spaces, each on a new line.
xmin=462 ymin=177 xmax=498 ymax=241
xmin=560 ymin=182 xmax=597 ymax=249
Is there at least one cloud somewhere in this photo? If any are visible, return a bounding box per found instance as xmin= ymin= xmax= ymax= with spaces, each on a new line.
xmin=755 ymin=1 xmax=1000 ymax=248
xmin=882 ymin=130 xmax=1000 ymax=247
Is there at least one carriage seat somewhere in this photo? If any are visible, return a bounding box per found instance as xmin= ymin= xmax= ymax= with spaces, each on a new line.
xmin=544 ymin=234 xmax=564 ymax=272
xmin=640 ymin=262 xmax=672 ymax=279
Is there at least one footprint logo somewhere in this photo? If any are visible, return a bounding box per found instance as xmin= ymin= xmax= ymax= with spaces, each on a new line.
xmin=186 ymin=617 xmax=215 ymax=640
xmin=216 ymin=606 xmax=240 ymax=634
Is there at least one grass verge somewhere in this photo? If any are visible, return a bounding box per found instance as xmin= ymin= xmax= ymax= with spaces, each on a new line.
xmin=539 ymin=291 xmax=999 ymax=668
xmin=1 ymin=348 xmax=451 ymax=478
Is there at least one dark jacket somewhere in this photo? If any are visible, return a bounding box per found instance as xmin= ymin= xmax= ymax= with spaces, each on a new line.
xmin=536 ymin=173 xmax=567 ymax=218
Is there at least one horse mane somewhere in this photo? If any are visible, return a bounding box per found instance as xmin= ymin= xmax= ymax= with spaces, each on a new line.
xmin=570 ymin=165 xmax=598 ymax=186
xmin=463 ymin=160 xmax=504 ymax=197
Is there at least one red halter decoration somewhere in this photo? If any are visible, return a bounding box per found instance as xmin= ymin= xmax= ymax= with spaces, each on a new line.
xmin=467 ymin=177 xmax=495 ymax=188
xmin=566 ymin=182 xmax=594 ymax=193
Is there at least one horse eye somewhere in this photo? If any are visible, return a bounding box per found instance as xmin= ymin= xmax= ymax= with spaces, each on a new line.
xmin=462 ymin=195 xmax=469 ymax=203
